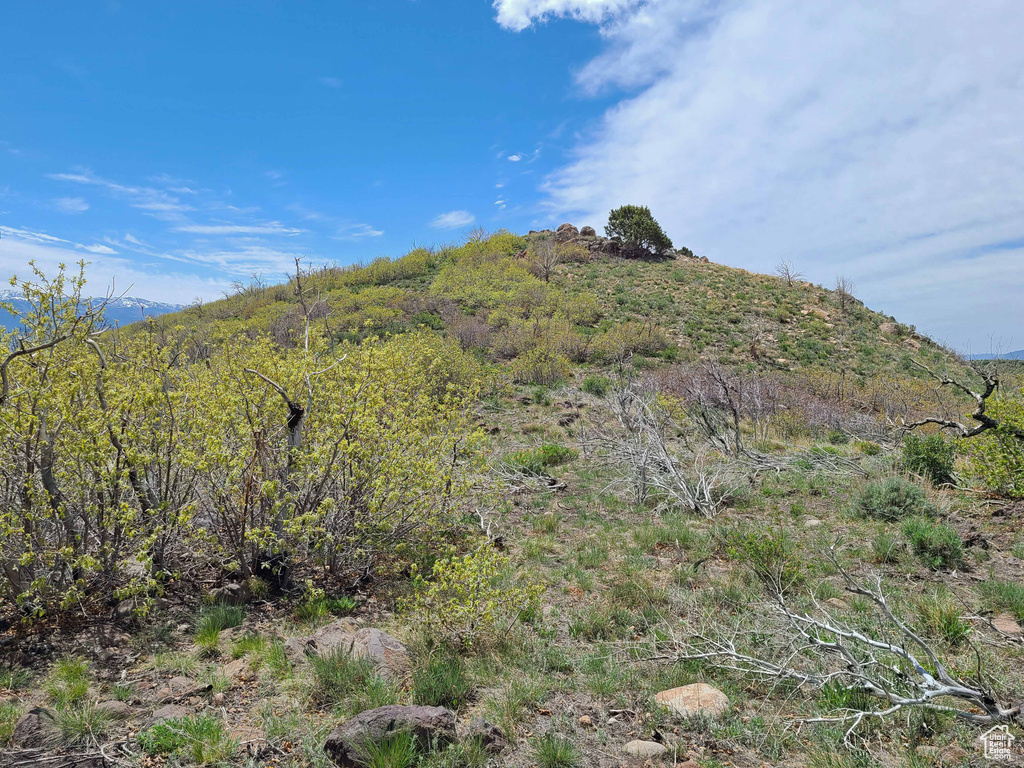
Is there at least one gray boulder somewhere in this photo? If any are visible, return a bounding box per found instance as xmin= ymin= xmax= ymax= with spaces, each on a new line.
xmin=349 ymin=628 xmax=411 ymax=683
xmin=323 ymin=705 xmax=457 ymax=768
xmin=579 ymin=226 xmax=597 ymax=237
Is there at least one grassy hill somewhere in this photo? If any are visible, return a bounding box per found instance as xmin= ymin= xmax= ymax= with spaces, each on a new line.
xmin=2 ymin=229 xmax=1022 ymax=768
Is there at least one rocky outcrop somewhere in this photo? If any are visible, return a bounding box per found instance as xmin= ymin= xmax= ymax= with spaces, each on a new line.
xmin=323 ymin=705 xmax=457 ymax=768
xmin=555 ymin=223 xmax=579 ymax=242
xmin=523 ymin=222 xmax=696 ymax=262
xmin=95 ymin=700 xmax=132 ymax=719
xmin=654 ymin=683 xmax=729 ymax=719
xmin=285 ymin=617 xmax=359 ymax=659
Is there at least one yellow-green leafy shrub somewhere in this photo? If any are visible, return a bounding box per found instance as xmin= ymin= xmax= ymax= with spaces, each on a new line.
xmin=963 ymin=391 xmax=1024 ymax=497
xmin=408 ymin=547 xmax=543 ymax=647
xmin=511 ymin=346 xmax=572 ymax=386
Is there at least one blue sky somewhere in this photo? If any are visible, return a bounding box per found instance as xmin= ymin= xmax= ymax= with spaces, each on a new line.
xmin=2 ymin=1 xmax=1023 ymax=351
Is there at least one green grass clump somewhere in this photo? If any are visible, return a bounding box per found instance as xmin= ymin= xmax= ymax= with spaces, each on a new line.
xmin=51 ymin=703 xmax=114 ymax=746
xmin=870 ymin=531 xmax=903 ymax=564
xmin=306 ymin=647 xmax=396 ymax=710
xmin=504 ymin=443 xmax=578 ymax=475
xmin=0 ymin=702 xmax=20 ymax=746
xmin=978 ymin=580 xmax=1024 ymax=622
xmin=530 ymin=732 xmax=582 ymax=768
xmin=412 ymin=651 xmax=473 ymax=710
xmin=901 ymin=517 xmax=964 ymax=570
xmin=581 ymin=375 xmax=611 ymax=397
xmin=356 ymin=730 xmax=420 ymax=768
xmin=231 ymin=632 xmax=268 ymax=659
xmin=0 ymin=666 xmax=31 ymax=691
xmin=197 ymin=604 xmax=245 ymax=632
xmin=44 ymin=657 xmax=90 ymax=708
xmin=853 ymin=477 xmax=937 ymax=521
xmin=914 ymin=589 xmax=971 ymax=646
xmin=194 ymin=604 xmax=245 ymax=657
xmin=138 ymin=714 xmax=238 ymax=763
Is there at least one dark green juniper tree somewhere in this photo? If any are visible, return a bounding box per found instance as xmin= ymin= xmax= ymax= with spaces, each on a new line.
xmin=605 ymin=204 xmax=673 ymax=254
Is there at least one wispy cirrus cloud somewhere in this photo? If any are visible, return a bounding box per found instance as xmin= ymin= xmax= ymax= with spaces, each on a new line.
xmin=0 ymin=225 xmax=115 ymax=255
xmin=50 ymin=169 xmax=194 ymax=219
xmin=336 ymin=223 xmax=384 ymax=240
xmin=173 ymin=222 xmax=305 ymax=236
xmin=53 ymin=197 xmax=89 ymax=214
xmin=430 ymin=210 xmax=476 ymax=229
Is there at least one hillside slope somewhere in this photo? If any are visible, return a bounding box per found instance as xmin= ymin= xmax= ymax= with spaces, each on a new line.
xmin=152 ymin=225 xmax=955 ymax=390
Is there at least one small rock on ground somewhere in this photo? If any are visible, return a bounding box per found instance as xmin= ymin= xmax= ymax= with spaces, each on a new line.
xmin=95 ymin=700 xmax=132 ymax=719
xmin=623 ymin=740 xmax=668 ymax=758
xmin=145 ymin=704 xmax=191 ymax=728
xmin=993 ymin=613 xmax=1022 ymax=636
xmin=654 ymin=683 xmax=729 ymax=719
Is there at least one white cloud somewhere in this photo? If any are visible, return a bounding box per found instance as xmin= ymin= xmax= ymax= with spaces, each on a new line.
xmin=0 ymin=234 xmax=229 ymax=304
xmin=507 ymin=0 xmax=1024 ymax=348
xmin=430 ymin=210 xmax=476 ymax=229
xmin=336 ymin=223 xmax=384 ymax=240
xmin=82 ymin=244 xmax=117 ymax=255
xmin=318 ymin=77 xmax=342 ymax=88
xmin=173 ymin=223 xmax=304 ymax=236
xmin=54 ymin=197 xmax=89 ymax=214
xmin=493 ymin=0 xmax=640 ymax=31
xmin=50 ymin=169 xmax=194 ymax=219
xmin=507 ymin=154 xmax=523 ymax=162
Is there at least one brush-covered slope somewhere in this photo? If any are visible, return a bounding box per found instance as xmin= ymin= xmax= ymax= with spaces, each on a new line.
xmin=152 ymin=226 xmax=954 ymax=388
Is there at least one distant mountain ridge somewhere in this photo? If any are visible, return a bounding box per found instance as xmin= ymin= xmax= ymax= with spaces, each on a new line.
xmin=0 ymin=289 xmax=184 ymax=331
xmin=968 ymin=349 xmax=1024 ymax=360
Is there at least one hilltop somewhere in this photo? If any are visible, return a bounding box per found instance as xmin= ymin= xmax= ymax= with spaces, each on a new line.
xmin=154 ymin=223 xmax=954 ymax=384
xmin=1 ymin=226 xmax=1022 ymax=768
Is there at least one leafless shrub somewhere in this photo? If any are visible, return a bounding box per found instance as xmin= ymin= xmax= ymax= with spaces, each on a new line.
xmin=834 ymin=275 xmax=856 ymax=313
xmin=583 ymin=379 xmax=737 ymax=517
xmin=774 ymin=259 xmax=804 ymax=287
xmin=447 ymin=315 xmax=491 ymax=351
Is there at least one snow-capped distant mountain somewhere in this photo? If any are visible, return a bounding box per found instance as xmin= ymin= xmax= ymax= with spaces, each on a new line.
xmin=0 ymin=290 xmax=183 ymax=331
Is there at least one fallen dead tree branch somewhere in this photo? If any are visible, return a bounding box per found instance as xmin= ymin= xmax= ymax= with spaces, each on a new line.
xmin=639 ymin=544 xmax=1021 ymax=745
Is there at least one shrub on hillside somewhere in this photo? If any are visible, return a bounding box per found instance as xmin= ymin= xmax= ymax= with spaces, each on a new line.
xmin=902 ymin=433 xmax=956 ymax=485
xmin=407 ymin=547 xmax=543 ymax=648
xmin=852 ymin=477 xmax=937 ymax=521
xmin=605 ymin=205 xmax=673 ymax=254
xmin=581 ymin=375 xmax=611 ymax=397
xmin=962 ymin=390 xmax=1024 ymax=498
xmin=901 ymin=517 xmax=964 ymax=570
xmin=511 ymin=347 xmax=571 ymax=386
xmin=504 ymin=443 xmax=578 ymax=476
